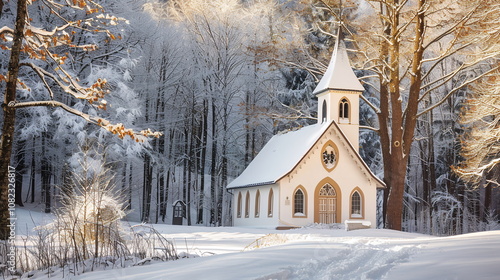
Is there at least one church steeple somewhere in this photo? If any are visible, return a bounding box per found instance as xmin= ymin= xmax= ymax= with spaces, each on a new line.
xmin=313 ymin=26 xmax=363 ymax=149
xmin=313 ymin=27 xmax=364 ymax=95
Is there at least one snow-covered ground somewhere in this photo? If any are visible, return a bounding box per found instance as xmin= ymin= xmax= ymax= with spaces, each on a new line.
xmin=10 ymin=209 xmax=500 ymax=280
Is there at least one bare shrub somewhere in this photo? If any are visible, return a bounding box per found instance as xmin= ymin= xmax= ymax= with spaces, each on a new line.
xmin=11 ymin=147 xmax=178 ymax=277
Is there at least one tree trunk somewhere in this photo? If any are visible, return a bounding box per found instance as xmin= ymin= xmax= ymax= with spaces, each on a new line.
xmin=210 ymin=98 xmax=218 ymax=225
xmin=0 ymin=1 xmax=4 ymax=19
xmin=128 ymin=158 xmax=133 ymax=210
xmin=0 ymin=0 xmax=27 ymax=240
xmin=220 ymin=105 xmax=229 ymax=226
xmin=427 ymin=102 xmax=436 ymax=228
xmin=158 ymin=167 xmax=165 ymax=223
xmin=41 ymin=134 xmax=51 ymax=213
xmin=482 ymin=165 xmax=497 ymax=222
xmin=382 ymin=0 xmax=426 ymax=231
xmin=28 ymin=143 xmax=36 ymax=203
xmin=197 ymin=100 xmax=208 ymax=225
xmin=164 ymin=168 xmax=170 ymax=222
xmin=183 ymin=129 xmax=188 ymax=203
xmin=142 ymin=154 xmax=152 ymax=222
xmin=15 ymin=140 xmax=25 ymax=207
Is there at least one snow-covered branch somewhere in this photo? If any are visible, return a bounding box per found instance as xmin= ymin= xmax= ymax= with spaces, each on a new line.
xmin=359 ymin=125 xmax=379 ymax=133
xmin=8 ymin=100 xmax=105 ymax=126
xmin=0 ymin=26 xmax=14 ymax=36
xmin=19 ymin=62 xmax=90 ymax=99
xmin=9 ymin=100 xmax=161 ymax=140
xmin=422 ymin=4 xmax=478 ymax=51
xmin=417 ymin=64 xmax=500 ymax=117
xmin=360 ymin=94 xmax=381 ymax=114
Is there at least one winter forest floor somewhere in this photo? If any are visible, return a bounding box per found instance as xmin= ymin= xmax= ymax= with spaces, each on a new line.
xmin=7 ymin=208 xmax=500 ymax=280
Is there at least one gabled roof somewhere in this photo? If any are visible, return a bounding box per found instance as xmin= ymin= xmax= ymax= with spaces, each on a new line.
xmin=227 ymin=122 xmax=331 ymax=189
xmin=227 ymin=120 xmax=385 ymax=189
xmin=313 ymin=28 xmax=364 ymax=95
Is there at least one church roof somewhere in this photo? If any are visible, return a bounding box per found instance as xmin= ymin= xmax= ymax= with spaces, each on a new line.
xmin=227 ymin=122 xmax=330 ymax=189
xmin=313 ymin=28 xmax=364 ymax=95
xmin=227 ymin=120 xmax=385 ymax=189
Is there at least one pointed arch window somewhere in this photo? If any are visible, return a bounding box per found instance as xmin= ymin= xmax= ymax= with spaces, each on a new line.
xmin=350 ymin=189 xmax=363 ymax=218
xmin=237 ymin=192 xmax=242 ymax=218
xmin=255 ymin=190 xmax=261 ymax=217
xmin=268 ymin=189 xmax=274 ymax=217
xmin=293 ymin=187 xmax=307 ymax=217
xmin=339 ymin=98 xmax=350 ymax=123
xmin=322 ymin=100 xmax=327 ymax=123
xmin=245 ymin=191 xmax=250 ymax=218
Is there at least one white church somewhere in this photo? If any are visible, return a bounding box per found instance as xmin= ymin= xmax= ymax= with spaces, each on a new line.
xmin=227 ymin=28 xmax=385 ymax=229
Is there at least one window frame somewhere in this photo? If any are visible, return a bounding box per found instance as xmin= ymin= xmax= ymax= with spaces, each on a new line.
xmin=237 ymin=192 xmax=242 ymax=218
xmin=245 ymin=191 xmax=250 ymax=218
xmin=255 ymin=190 xmax=260 ymax=218
xmin=268 ymin=189 xmax=274 ymax=217
xmin=339 ymin=97 xmax=350 ymax=123
xmin=322 ymin=100 xmax=327 ymax=123
xmin=293 ymin=186 xmax=307 ymax=218
xmin=349 ymin=188 xmax=364 ymax=219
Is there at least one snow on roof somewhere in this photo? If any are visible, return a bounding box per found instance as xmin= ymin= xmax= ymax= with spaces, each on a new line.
xmin=313 ymin=28 xmax=364 ymax=95
xmin=227 ymin=119 xmax=386 ymax=190
xmin=227 ymin=122 xmax=331 ymax=189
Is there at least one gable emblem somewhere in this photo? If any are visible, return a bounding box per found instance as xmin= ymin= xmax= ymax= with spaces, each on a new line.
xmin=321 ymin=140 xmax=339 ymax=171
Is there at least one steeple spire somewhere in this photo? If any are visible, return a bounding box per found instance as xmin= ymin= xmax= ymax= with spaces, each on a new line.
xmin=313 ymin=22 xmax=363 ymax=149
xmin=312 ymin=25 xmax=364 ymax=95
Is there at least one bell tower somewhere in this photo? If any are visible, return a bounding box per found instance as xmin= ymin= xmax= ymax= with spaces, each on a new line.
xmin=313 ymin=27 xmax=364 ymax=149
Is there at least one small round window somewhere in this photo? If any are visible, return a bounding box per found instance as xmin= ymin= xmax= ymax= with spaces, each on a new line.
xmin=321 ymin=141 xmax=338 ymax=171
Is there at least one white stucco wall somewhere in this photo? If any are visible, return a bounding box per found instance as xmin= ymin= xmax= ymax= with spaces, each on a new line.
xmin=317 ymin=90 xmax=360 ymax=148
xmin=232 ymin=184 xmax=279 ymax=228
xmin=278 ymin=125 xmax=378 ymax=228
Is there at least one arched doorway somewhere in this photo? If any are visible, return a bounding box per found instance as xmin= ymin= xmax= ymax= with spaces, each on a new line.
xmin=315 ymin=179 xmax=341 ymax=224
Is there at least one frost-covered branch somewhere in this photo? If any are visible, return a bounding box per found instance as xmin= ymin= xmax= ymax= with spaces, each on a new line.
xmin=8 ymin=100 xmax=161 ymax=140
xmin=422 ymin=4 xmax=479 ymax=51
xmin=360 ymin=94 xmax=381 ymax=114
xmin=359 ymin=125 xmax=379 ymax=133
xmin=420 ymin=40 xmax=473 ymax=82
xmin=418 ymin=64 xmax=500 ymax=117
xmin=9 ymin=100 xmax=103 ymax=125
xmin=0 ymin=26 xmax=14 ymax=36
xmin=455 ymin=158 xmax=500 ymax=184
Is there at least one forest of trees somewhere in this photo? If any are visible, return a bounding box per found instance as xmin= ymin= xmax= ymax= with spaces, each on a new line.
xmin=1 ymin=0 xmax=499 ymax=238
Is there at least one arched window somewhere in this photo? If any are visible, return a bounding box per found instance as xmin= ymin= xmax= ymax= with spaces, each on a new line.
xmin=339 ymin=98 xmax=349 ymax=123
xmin=237 ymin=192 xmax=242 ymax=218
xmin=322 ymin=100 xmax=327 ymax=123
xmin=351 ymin=190 xmax=362 ymax=218
xmin=294 ymin=188 xmax=305 ymax=216
xmin=255 ymin=190 xmax=261 ymax=217
xmin=245 ymin=191 xmax=250 ymax=218
xmin=268 ymin=189 xmax=274 ymax=217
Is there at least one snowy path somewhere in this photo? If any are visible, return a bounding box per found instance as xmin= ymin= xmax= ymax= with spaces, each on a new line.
xmin=11 ymin=210 xmax=500 ymax=280
xmin=72 ymin=226 xmax=500 ymax=280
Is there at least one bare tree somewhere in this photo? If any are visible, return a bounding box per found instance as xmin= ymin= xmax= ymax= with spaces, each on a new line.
xmin=455 ymin=70 xmax=500 ymax=187
xmin=306 ymin=0 xmax=500 ymax=230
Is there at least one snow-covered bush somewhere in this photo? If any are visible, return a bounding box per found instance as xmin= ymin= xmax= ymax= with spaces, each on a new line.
xmin=11 ymin=146 xmax=179 ymax=277
xmin=45 ymin=148 xmax=128 ymax=267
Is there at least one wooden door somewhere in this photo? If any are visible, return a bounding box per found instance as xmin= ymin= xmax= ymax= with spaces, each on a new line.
xmin=318 ymin=184 xmax=336 ymax=224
